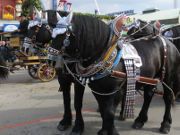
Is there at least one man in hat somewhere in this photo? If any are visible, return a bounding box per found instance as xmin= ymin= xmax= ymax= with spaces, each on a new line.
xmin=16 ymin=13 xmax=29 ymax=37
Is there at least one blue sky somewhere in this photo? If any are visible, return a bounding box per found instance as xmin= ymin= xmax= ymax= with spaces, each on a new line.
xmin=68 ymin=0 xmax=180 ymax=14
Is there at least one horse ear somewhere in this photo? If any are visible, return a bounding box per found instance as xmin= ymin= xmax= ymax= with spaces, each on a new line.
xmin=65 ymin=12 xmax=73 ymax=24
xmin=56 ymin=12 xmax=62 ymax=21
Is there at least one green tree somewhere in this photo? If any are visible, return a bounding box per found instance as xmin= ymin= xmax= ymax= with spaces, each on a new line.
xmin=22 ymin=0 xmax=42 ymax=17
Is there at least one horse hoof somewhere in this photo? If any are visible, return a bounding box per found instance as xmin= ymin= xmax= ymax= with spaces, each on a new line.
xmin=159 ymin=127 xmax=170 ymax=134
xmin=70 ymin=125 xmax=84 ymax=135
xmin=98 ymin=129 xmax=119 ymax=135
xmin=57 ymin=123 xmax=71 ymax=131
xmin=70 ymin=131 xmax=83 ymax=135
xmin=118 ymin=115 xmax=126 ymax=121
xmin=132 ymin=121 xmax=144 ymax=129
xmin=159 ymin=122 xmax=171 ymax=134
xmin=98 ymin=130 xmax=108 ymax=135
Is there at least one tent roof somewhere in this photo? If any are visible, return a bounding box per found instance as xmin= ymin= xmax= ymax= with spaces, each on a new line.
xmin=129 ymin=8 xmax=180 ymax=22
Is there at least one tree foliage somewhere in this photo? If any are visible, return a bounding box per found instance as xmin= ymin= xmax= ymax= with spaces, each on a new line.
xmin=22 ymin=0 xmax=42 ymax=16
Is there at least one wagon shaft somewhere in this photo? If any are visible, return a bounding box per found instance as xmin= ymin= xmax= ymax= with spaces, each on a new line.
xmin=111 ymin=70 xmax=160 ymax=85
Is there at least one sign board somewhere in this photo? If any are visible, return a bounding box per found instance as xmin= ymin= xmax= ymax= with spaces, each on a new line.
xmin=107 ymin=10 xmax=135 ymax=16
xmin=3 ymin=24 xmax=19 ymax=32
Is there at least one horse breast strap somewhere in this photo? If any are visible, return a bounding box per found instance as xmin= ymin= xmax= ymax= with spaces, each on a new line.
xmin=75 ymin=36 xmax=119 ymax=79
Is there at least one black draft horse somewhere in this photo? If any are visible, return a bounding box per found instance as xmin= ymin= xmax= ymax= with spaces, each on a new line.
xmin=127 ymin=20 xmax=180 ymax=101
xmin=0 ymin=53 xmax=8 ymax=79
xmin=26 ymin=13 xmax=86 ymax=135
xmin=51 ymin=13 xmax=180 ymax=135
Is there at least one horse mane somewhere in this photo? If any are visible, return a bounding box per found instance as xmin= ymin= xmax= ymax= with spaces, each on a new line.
xmin=72 ymin=14 xmax=110 ymax=60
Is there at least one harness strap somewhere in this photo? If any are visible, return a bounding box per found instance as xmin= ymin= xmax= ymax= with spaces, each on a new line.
xmin=159 ymin=36 xmax=167 ymax=81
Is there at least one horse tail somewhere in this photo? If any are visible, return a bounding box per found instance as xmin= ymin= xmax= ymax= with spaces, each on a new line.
xmin=0 ymin=54 xmax=8 ymax=79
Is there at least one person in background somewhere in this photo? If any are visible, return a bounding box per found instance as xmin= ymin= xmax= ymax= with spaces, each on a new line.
xmin=12 ymin=14 xmax=29 ymax=53
xmin=15 ymin=14 xmax=29 ymax=38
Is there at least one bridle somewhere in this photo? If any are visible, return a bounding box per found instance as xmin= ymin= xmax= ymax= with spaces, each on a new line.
xmin=49 ymin=20 xmax=80 ymax=58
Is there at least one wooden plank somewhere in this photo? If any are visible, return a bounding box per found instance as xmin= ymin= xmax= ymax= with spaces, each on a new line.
xmin=111 ymin=70 xmax=160 ymax=85
xmin=23 ymin=62 xmax=41 ymax=65
xmin=15 ymin=51 xmax=29 ymax=57
xmin=21 ymin=56 xmax=47 ymax=60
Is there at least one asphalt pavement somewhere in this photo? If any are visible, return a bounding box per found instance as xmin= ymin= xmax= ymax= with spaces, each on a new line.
xmin=0 ymin=70 xmax=180 ymax=135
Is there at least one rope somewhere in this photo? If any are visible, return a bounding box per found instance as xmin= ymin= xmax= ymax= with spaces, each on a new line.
xmin=91 ymin=79 xmax=126 ymax=96
xmin=127 ymin=35 xmax=158 ymax=43
xmin=63 ymin=60 xmax=85 ymax=87
xmin=162 ymin=82 xmax=176 ymax=101
xmin=128 ymin=22 xmax=151 ymax=37
xmin=167 ymin=36 xmax=180 ymax=41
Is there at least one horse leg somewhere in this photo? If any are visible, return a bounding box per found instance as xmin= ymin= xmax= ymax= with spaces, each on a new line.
xmin=159 ymin=86 xmax=173 ymax=134
xmin=160 ymin=71 xmax=180 ymax=134
xmin=132 ymin=85 xmax=154 ymax=129
xmin=174 ymin=66 xmax=180 ymax=102
xmin=70 ymin=82 xmax=85 ymax=135
xmin=57 ymin=74 xmax=72 ymax=131
xmin=93 ymin=93 xmax=119 ymax=135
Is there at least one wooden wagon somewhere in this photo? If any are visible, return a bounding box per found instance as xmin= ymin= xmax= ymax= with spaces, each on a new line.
xmin=1 ymin=34 xmax=56 ymax=82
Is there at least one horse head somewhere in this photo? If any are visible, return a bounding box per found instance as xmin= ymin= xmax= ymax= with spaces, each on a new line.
xmin=51 ymin=12 xmax=75 ymax=54
xmin=127 ymin=19 xmax=155 ymax=39
xmin=50 ymin=12 xmax=112 ymax=67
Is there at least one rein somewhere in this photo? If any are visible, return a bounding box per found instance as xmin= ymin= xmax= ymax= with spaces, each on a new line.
xmin=167 ymin=36 xmax=180 ymax=41
xmin=127 ymin=22 xmax=152 ymax=37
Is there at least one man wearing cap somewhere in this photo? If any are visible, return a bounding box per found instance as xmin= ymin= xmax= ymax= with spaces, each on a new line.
xmin=16 ymin=14 xmax=29 ymax=37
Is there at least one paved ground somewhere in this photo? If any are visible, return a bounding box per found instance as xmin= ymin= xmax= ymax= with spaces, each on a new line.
xmin=0 ymin=70 xmax=180 ymax=135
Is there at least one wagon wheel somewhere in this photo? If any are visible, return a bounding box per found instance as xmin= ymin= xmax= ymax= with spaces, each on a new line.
xmin=28 ymin=65 xmax=39 ymax=79
xmin=37 ymin=63 xmax=56 ymax=82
